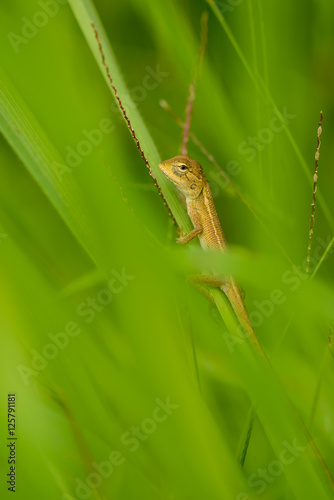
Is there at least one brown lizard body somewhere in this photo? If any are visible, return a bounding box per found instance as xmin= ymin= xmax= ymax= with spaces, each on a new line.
xmin=159 ymin=154 xmax=258 ymax=344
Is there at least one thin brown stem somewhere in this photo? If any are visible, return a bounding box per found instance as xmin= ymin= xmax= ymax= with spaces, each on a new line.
xmin=91 ymin=23 xmax=177 ymax=227
xmin=306 ymin=111 xmax=323 ymax=274
xmin=181 ymin=12 xmax=208 ymax=155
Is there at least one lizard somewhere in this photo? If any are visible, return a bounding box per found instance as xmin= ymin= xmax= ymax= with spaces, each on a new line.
xmin=159 ymin=154 xmax=261 ymax=350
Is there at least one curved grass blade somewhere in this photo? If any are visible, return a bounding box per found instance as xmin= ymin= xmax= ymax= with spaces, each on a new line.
xmin=0 ymin=67 xmax=96 ymax=264
xmin=67 ymin=0 xmax=192 ymax=235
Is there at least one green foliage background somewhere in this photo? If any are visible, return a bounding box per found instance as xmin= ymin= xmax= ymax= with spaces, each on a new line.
xmin=0 ymin=1 xmax=334 ymax=499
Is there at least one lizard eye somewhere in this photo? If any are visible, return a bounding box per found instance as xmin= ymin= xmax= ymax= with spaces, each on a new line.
xmin=190 ymin=184 xmax=197 ymax=190
xmin=179 ymin=164 xmax=187 ymax=171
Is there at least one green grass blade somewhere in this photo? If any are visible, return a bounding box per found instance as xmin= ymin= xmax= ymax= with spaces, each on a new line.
xmin=205 ymin=0 xmax=334 ymax=231
xmin=311 ymin=235 xmax=334 ymax=280
xmin=67 ymin=0 xmax=192 ymax=235
xmin=0 ymin=67 xmax=96 ymax=263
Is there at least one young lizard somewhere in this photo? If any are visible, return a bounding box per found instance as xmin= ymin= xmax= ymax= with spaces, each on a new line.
xmin=159 ymin=154 xmax=260 ymax=349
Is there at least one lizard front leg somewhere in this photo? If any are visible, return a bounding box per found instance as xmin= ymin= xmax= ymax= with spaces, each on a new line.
xmin=177 ymin=225 xmax=202 ymax=245
xmin=177 ymin=207 xmax=202 ymax=245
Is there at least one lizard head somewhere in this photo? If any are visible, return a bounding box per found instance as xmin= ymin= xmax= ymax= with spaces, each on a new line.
xmin=159 ymin=155 xmax=206 ymax=199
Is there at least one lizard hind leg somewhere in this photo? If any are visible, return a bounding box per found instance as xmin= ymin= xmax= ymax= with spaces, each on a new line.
xmin=186 ymin=274 xmax=226 ymax=322
xmin=187 ymin=273 xmax=226 ymax=289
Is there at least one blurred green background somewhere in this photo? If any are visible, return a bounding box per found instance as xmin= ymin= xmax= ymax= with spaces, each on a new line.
xmin=0 ymin=1 xmax=334 ymax=499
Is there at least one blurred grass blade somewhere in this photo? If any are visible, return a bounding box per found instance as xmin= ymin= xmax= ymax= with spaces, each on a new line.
xmin=0 ymin=66 xmax=96 ymax=263
xmin=311 ymin=235 xmax=334 ymax=279
xmin=213 ymin=289 xmax=334 ymax=500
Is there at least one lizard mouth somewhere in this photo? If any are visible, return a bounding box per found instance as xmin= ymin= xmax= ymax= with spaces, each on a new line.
xmin=159 ymin=164 xmax=183 ymax=187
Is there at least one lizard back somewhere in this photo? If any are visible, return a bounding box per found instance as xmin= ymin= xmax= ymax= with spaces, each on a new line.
xmin=187 ymin=181 xmax=228 ymax=252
